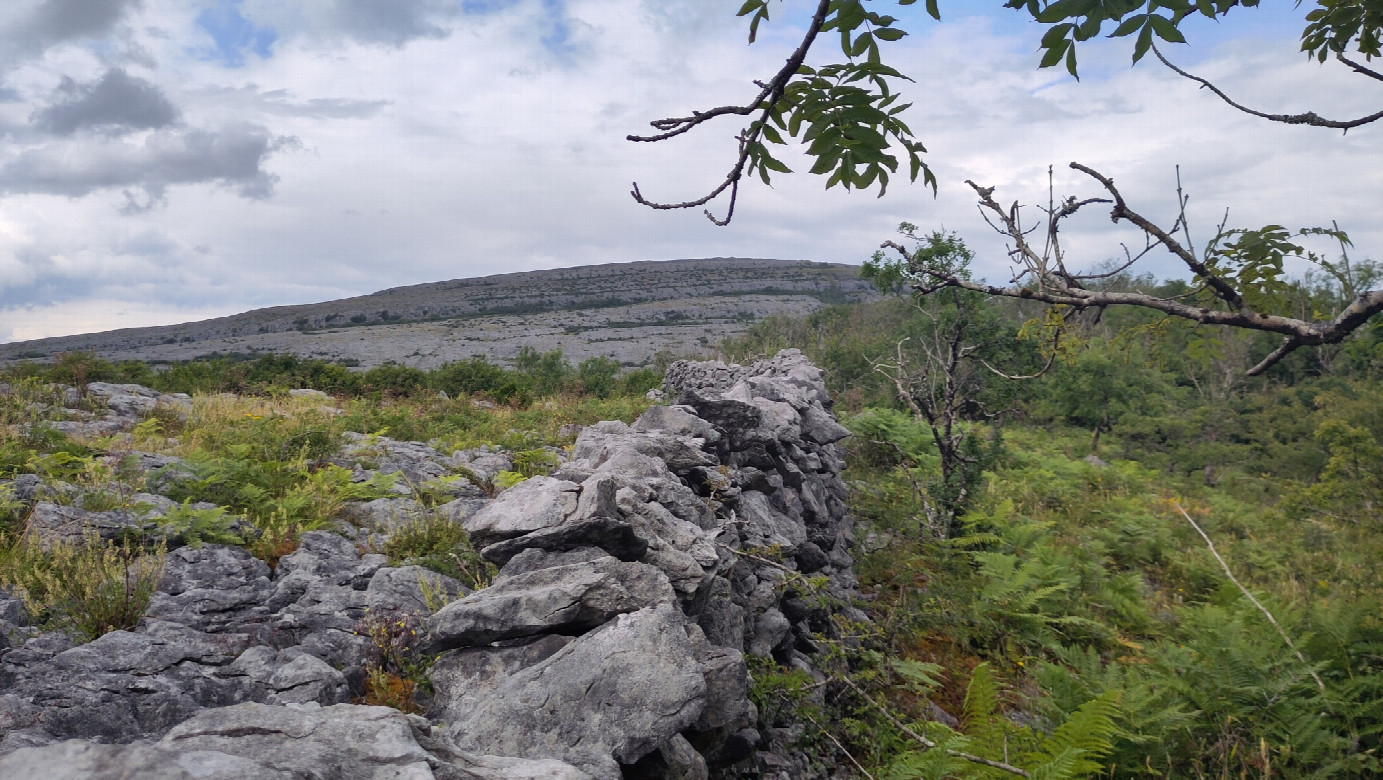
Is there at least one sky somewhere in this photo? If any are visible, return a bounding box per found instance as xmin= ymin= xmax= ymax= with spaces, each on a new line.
xmin=0 ymin=0 xmax=1377 ymax=343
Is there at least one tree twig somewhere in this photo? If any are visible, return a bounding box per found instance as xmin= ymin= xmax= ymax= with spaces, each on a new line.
xmin=1171 ymin=501 xmax=1328 ymax=696
xmin=922 ymin=165 xmax=1383 ymax=376
xmin=800 ymin=709 xmax=874 ymax=779
xmin=1154 ymin=45 xmax=1383 ymax=130
xmin=837 ymin=675 xmax=1031 ymax=777
xmin=627 ymin=0 xmax=833 ymax=224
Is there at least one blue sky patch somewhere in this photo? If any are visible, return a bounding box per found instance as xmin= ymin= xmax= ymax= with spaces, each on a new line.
xmin=195 ymin=0 xmax=276 ymax=68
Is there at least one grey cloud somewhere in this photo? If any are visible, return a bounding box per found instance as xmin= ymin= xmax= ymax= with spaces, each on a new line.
xmin=33 ymin=68 xmax=179 ymax=135
xmin=0 ymin=123 xmax=297 ymax=204
xmin=257 ymin=90 xmax=390 ymax=119
xmin=331 ymin=0 xmax=451 ymax=45
xmin=196 ymin=85 xmax=389 ymax=120
xmin=242 ymin=0 xmax=462 ymax=47
xmin=1 ymin=0 xmax=143 ymax=62
xmin=0 ymin=247 xmax=100 ymax=307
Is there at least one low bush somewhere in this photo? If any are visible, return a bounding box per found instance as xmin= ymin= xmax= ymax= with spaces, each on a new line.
xmin=0 ymin=536 xmax=165 ymax=642
xmin=382 ymin=513 xmax=493 ymax=590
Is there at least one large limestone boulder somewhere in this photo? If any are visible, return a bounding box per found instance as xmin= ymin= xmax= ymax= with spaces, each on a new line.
xmin=445 ymin=604 xmax=709 ymax=779
xmin=426 ymin=557 xmax=674 ymax=651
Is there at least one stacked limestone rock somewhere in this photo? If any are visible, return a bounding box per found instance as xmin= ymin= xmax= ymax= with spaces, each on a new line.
xmin=0 ymin=350 xmax=865 ymax=779
xmin=424 ymin=348 xmax=864 ymax=779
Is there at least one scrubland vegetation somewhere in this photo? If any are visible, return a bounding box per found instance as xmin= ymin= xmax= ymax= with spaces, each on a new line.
xmin=723 ymin=250 xmax=1383 ymax=777
xmin=2 ymin=260 xmax=1381 ymax=776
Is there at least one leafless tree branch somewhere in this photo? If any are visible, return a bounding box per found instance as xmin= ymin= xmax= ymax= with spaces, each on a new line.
xmin=908 ymin=163 xmax=1383 ymax=376
xmin=1171 ymin=501 xmax=1328 ymax=697
xmin=837 ymin=674 xmax=1031 ymax=777
xmin=1337 ymin=52 xmax=1383 ymax=84
xmin=1154 ymin=45 xmax=1383 ymax=130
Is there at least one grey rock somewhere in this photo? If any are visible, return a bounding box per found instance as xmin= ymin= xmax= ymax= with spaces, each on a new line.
xmin=1 ymin=473 xmax=42 ymax=503
xmin=632 ymin=404 xmax=721 ymax=445
xmin=338 ymin=497 xmax=429 ymax=532
xmin=446 ymin=604 xmax=708 ymax=778
xmin=25 ymin=502 xmax=148 ymax=549
xmin=146 ymin=544 xmax=274 ymax=634
xmin=437 ymin=497 xmax=489 ymax=524
xmin=426 ymin=558 xmax=674 ymax=650
xmin=273 ymin=530 xmax=368 ymax=587
xmin=572 ymin=420 xmax=717 ymax=474
xmin=337 ymin=433 xmax=460 ymax=486
xmin=461 ymin=475 xmax=579 ymax=549
xmin=0 ymin=624 xmax=249 ymax=744
xmin=161 ymin=701 xmax=595 ymax=779
xmin=478 ymin=516 xmax=649 ymax=568
xmin=694 ymin=645 xmax=753 ymax=733
xmin=748 ymin=608 xmax=791 ymax=658
xmin=366 ymin=565 xmax=470 ymax=615
xmin=496 ymin=546 xmax=612 ymax=579
xmin=221 ymin=646 xmax=350 ymax=706
xmin=734 ymin=491 xmax=807 ymax=554
xmin=428 ymin=634 xmax=576 ymax=726
xmin=0 ymin=588 xmax=27 ymax=626
xmin=449 ymin=448 xmax=514 ymax=484
xmin=0 ymin=740 xmax=291 ymax=780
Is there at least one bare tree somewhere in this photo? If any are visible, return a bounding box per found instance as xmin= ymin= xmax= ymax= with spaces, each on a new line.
xmin=864 ymin=229 xmax=1040 ymax=535
xmin=902 ymin=163 xmax=1383 ymax=376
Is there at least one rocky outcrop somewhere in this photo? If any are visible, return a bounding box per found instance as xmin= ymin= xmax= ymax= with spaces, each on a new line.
xmin=0 ymin=350 xmax=864 ymax=779
xmin=417 ymin=349 xmax=863 ymax=778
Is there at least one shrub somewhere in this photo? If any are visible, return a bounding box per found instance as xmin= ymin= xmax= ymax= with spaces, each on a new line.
xmin=382 ymin=513 xmax=493 ymax=590
xmin=0 ymin=536 xmax=165 ymax=642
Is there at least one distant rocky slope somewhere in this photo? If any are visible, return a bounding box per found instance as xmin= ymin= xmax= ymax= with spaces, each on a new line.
xmin=0 ymin=351 xmax=866 ymax=779
xmin=1 ymin=259 xmax=876 ymax=369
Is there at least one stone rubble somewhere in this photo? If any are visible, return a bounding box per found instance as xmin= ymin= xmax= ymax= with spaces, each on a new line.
xmin=0 ymin=350 xmax=865 ymax=779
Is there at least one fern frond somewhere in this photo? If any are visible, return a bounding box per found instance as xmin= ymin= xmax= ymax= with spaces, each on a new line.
xmin=962 ymin=662 xmax=1005 ymax=748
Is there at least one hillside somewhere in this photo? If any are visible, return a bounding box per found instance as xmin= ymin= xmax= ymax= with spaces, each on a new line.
xmin=0 ymin=259 xmax=876 ymax=368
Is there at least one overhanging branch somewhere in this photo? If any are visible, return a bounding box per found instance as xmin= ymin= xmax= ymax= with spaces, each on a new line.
xmin=626 ymin=0 xmax=831 ymax=225
xmin=916 ymin=163 xmax=1383 ymax=376
xmin=1154 ymin=45 xmax=1383 ymax=131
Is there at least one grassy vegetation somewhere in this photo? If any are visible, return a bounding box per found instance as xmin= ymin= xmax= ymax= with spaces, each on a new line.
xmin=725 ymin=257 xmax=1383 ymax=777
xmin=0 ymin=352 xmax=656 ymax=652
xmin=2 ymin=268 xmax=1381 ymax=775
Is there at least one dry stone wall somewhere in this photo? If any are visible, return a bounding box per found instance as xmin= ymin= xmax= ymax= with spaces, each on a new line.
xmin=0 ymin=349 xmax=865 ymax=779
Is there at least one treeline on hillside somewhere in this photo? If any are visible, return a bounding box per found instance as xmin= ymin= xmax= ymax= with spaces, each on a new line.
xmin=722 ymin=268 xmax=1383 ymax=491
xmin=1 ymin=347 xmax=663 ymax=404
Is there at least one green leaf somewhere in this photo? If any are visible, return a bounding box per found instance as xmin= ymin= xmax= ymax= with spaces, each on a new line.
xmin=1132 ymin=24 xmax=1154 ymax=62
xmin=850 ymin=31 xmax=872 ymax=58
xmin=874 ymin=27 xmax=907 ymax=41
xmin=1040 ymin=39 xmax=1071 ymax=69
xmin=1148 ymin=13 xmax=1187 ymax=44
xmin=760 ymin=153 xmax=792 ymax=174
xmin=1109 ymin=13 xmax=1146 ymax=37
xmin=1041 ymin=22 xmax=1074 ymax=49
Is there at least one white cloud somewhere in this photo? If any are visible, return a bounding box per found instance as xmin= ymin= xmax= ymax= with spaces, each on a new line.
xmin=0 ymin=0 xmax=1377 ymax=342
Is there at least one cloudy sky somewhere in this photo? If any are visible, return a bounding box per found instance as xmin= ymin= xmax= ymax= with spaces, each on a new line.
xmin=0 ymin=0 xmax=1376 ymax=343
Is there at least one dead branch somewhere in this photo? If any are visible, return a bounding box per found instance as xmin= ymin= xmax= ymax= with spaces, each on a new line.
xmin=837 ymin=674 xmax=1031 ymax=777
xmin=1154 ymin=45 xmax=1383 ymax=130
xmin=1171 ymin=501 xmax=1328 ymax=697
xmin=906 ymin=164 xmax=1383 ymax=376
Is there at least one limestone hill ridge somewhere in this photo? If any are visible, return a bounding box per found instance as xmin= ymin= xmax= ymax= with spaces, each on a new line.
xmin=1 ymin=259 xmax=876 ymax=369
